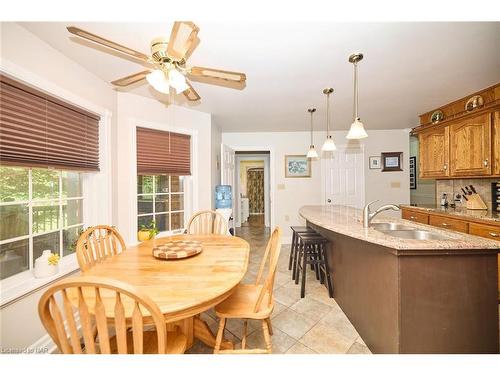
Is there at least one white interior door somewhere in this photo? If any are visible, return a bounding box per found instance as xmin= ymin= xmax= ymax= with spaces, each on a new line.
xmin=323 ymin=146 xmax=365 ymax=208
xmin=220 ymin=144 xmax=236 ymax=212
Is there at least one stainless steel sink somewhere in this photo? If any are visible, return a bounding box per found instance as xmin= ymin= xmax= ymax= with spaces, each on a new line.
xmin=378 ymin=229 xmax=450 ymax=240
xmin=370 ymin=222 xmax=414 ymax=231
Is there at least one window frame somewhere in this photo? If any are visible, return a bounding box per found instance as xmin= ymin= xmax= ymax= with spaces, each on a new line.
xmin=137 ymin=175 xmax=186 ymax=235
xmin=0 ymin=168 xmax=84 ymax=280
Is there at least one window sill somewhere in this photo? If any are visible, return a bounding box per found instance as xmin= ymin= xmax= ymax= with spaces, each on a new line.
xmin=0 ymin=254 xmax=79 ymax=308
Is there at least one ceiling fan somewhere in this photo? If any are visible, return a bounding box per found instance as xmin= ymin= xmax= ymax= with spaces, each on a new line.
xmin=67 ymin=21 xmax=247 ymax=101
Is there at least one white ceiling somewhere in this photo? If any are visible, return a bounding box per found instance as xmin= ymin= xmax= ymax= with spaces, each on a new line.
xmin=20 ymin=22 xmax=500 ymax=132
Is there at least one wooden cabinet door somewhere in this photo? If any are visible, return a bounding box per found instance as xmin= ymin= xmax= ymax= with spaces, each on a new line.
xmin=401 ymin=208 xmax=429 ymax=224
xmin=449 ymin=113 xmax=492 ymax=176
xmin=493 ymin=112 xmax=500 ymax=175
xmin=429 ymin=214 xmax=468 ymax=233
xmin=418 ymin=127 xmax=449 ymax=178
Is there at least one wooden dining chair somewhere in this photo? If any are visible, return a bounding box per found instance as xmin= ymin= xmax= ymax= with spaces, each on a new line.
xmin=38 ymin=276 xmax=187 ymax=354
xmin=213 ymin=227 xmax=282 ymax=354
xmin=186 ymin=210 xmax=228 ymax=235
xmin=76 ymin=225 xmax=126 ymax=271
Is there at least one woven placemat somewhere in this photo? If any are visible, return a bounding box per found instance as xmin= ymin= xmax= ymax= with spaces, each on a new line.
xmin=152 ymin=240 xmax=203 ymax=260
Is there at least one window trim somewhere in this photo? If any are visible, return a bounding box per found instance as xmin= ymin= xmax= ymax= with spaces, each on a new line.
xmin=0 ymin=64 xmax=112 ymax=306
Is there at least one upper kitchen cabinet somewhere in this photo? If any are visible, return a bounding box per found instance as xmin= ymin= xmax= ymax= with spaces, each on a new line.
xmin=419 ymin=126 xmax=449 ymax=178
xmin=449 ymin=113 xmax=491 ymax=176
xmin=413 ymin=83 xmax=500 ymax=179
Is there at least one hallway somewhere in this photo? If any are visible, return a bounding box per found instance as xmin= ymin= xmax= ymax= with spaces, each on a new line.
xmin=187 ymin=226 xmax=372 ymax=354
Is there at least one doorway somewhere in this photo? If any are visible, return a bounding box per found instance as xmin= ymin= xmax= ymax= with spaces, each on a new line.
xmin=235 ymin=152 xmax=271 ymax=230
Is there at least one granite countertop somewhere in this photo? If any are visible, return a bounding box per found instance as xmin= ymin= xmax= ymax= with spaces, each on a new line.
xmin=400 ymin=204 xmax=500 ymax=223
xmin=299 ymin=205 xmax=500 ymax=252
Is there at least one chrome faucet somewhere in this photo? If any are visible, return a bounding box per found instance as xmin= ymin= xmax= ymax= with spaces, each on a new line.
xmin=362 ymin=200 xmax=400 ymax=228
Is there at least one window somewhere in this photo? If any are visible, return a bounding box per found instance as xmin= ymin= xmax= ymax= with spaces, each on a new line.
xmin=137 ymin=175 xmax=185 ymax=233
xmin=0 ymin=166 xmax=83 ymax=280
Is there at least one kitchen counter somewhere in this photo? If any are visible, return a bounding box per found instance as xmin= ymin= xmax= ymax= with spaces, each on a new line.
xmin=299 ymin=205 xmax=500 ymax=253
xmin=299 ymin=204 xmax=499 ymax=353
xmin=400 ymin=204 xmax=500 ymax=223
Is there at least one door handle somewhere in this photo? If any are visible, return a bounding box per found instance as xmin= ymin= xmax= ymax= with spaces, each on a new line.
xmin=327 ymin=199 xmax=332 ymax=203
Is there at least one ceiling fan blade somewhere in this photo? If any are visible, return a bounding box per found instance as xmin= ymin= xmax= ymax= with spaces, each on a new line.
xmin=111 ymin=70 xmax=151 ymax=87
xmin=189 ymin=67 xmax=246 ymax=83
xmin=183 ymin=82 xmax=201 ymax=101
xmin=167 ymin=21 xmax=200 ymax=60
xmin=67 ymin=26 xmax=150 ymax=63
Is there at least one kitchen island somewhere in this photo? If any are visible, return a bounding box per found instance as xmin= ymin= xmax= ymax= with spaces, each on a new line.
xmin=299 ymin=205 xmax=500 ymax=354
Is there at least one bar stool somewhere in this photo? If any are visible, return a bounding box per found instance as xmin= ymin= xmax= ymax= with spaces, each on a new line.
xmin=289 ymin=226 xmax=316 ymax=280
xmin=295 ymin=232 xmax=334 ymax=298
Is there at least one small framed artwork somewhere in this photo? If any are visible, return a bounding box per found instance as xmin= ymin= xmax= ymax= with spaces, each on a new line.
xmin=381 ymin=152 xmax=403 ymax=172
xmin=409 ymin=156 xmax=417 ymax=189
xmin=285 ymin=155 xmax=311 ymax=178
xmin=369 ymin=156 xmax=381 ymax=169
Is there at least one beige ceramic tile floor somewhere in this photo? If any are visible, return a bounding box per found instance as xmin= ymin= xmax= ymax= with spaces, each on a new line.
xmin=186 ymin=225 xmax=372 ymax=354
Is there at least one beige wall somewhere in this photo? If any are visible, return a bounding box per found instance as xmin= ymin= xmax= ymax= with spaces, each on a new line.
xmin=222 ymin=129 xmax=411 ymax=241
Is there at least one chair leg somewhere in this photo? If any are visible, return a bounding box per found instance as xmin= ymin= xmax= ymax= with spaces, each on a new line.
xmin=266 ymin=318 xmax=273 ymax=336
xmin=322 ymin=245 xmax=334 ymax=298
xmin=292 ymin=238 xmax=300 ymax=281
xmin=294 ymin=243 xmax=302 ymax=285
xmin=261 ymin=319 xmax=273 ymax=354
xmin=288 ymin=232 xmax=296 ymax=271
xmin=301 ymin=244 xmax=308 ymax=298
xmin=214 ymin=318 xmax=226 ymax=354
xmin=241 ymin=320 xmax=248 ymax=350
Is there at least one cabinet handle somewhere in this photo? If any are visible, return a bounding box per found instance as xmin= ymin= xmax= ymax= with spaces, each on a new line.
xmin=489 ymin=232 xmax=499 ymax=237
xmin=484 ymin=159 xmax=489 ymax=167
xmin=409 ymin=216 xmax=417 ymax=219
xmin=441 ymin=223 xmax=450 ymax=227
xmin=443 ymin=164 xmax=447 ymax=170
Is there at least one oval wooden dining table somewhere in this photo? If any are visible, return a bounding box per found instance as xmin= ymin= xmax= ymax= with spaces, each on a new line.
xmin=68 ymin=234 xmax=250 ymax=352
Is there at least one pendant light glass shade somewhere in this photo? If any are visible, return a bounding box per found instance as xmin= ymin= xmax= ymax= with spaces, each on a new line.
xmin=346 ymin=118 xmax=368 ymax=139
xmin=346 ymin=53 xmax=368 ymax=140
xmin=322 ymin=136 xmax=337 ymax=151
xmin=322 ymin=88 xmax=336 ymax=151
xmin=307 ymin=145 xmax=319 ymax=159
xmin=306 ymin=108 xmax=319 ymax=160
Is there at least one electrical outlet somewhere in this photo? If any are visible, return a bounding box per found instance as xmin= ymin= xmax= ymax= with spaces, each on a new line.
xmin=390 ymin=181 xmax=401 ymax=188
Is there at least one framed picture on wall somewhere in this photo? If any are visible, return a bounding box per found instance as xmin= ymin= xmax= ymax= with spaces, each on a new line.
xmin=285 ymin=155 xmax=311 ymax=178
xmin=369 ymin=156 xmax=381 ymax=169
xmin=409 ymin=156 xmax=417 ymax=189
xmin=381 ymin=152 xmax=403 ymax=172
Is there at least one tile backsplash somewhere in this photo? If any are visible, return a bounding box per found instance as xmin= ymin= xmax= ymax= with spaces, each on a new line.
xmin=436 ymin=178 xmax=499 ymax=210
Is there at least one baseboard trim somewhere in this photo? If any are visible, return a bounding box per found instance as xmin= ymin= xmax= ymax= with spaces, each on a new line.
xmin=28 ymin=332 xmax=57 ymax=354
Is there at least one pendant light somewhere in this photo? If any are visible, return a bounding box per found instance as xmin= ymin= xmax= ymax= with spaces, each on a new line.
xmin=322 ymin=88 xmax=336 ymax=151
xmin=346 ymin=53 xmax=368 ymax=139
xmin=306 ymin=108 xmax=319 ymax=159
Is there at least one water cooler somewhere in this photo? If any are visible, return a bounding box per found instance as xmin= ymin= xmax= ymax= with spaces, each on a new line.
xmin=215 ymin=185 xmax=234 ymax=235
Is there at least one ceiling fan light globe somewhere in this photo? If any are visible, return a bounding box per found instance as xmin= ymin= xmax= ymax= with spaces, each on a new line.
xmin=346 ymin=118 xmax=368 ymax=139
xmin=322 ymin=136 xmax=337 ymax=152
xmin=146 ymin=70 xmax=170 ymax=94
xmin=307 ymin=145 xmax=319 ymax=159
xmin=168 ymin=69 xmax=190 ymax=94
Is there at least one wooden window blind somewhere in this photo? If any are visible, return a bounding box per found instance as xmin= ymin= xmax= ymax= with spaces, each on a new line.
xmin=0 ymin=74 xmax=100 ymax=171
xmin=136 ymin=127 xmax=191 ymax=176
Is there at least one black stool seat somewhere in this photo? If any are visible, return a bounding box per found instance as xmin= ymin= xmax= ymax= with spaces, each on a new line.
xmin=295 ymin=232 xmax=333 ymax=298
